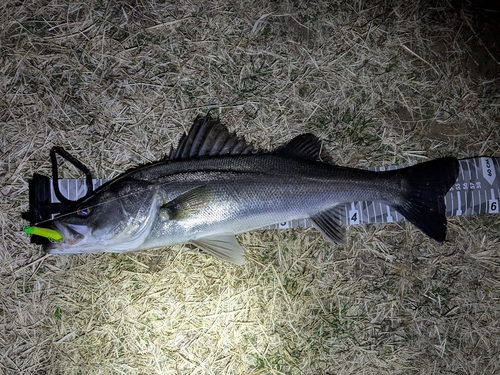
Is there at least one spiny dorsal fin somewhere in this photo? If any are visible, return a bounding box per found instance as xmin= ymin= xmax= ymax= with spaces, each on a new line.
xmin=274 ymin=133 xmax=331 ymax=162
xmin=168 ymin=115 xmax=257 ymax=160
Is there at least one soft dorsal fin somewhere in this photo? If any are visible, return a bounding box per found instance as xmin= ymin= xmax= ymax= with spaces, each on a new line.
xmin=168 ymin=115 xmax=257 ymax=160
xmin=274 ymin=133 xmax=331 ymax=162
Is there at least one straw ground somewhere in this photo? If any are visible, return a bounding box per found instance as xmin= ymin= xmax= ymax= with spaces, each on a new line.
xmin=1 ymin=0 xmax=500 ymax=374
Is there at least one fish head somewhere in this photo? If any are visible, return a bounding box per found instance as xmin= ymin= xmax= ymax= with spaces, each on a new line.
xmin=45 ymin=179 xmax=159 ymax=254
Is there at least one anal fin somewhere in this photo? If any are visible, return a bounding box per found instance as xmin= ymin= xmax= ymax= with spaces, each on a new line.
xmin=310 ymin=206 xmax=345 ymax=244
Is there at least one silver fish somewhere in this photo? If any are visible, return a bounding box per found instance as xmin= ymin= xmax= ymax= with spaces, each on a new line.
xmin=45 ymin=115 xmax=459 ymax=264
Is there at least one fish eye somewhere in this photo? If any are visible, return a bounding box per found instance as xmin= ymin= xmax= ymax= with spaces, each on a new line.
xmin=76 ymin=206 xmax=91 ymax=217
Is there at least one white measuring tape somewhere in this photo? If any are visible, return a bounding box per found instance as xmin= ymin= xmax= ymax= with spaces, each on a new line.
xmin=47 ymin=157 xmax=499 ymax=229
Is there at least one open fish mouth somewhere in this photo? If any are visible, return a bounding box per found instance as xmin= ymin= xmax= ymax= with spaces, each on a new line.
xmin=63 ymin=224 xmax=88 ymax=244
xmin=44 ymin=222 xmax=87 ymax=253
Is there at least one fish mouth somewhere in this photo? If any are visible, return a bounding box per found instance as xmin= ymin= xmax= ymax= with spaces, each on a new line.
xmin=44 ymin=222 xmax=87 ymax=253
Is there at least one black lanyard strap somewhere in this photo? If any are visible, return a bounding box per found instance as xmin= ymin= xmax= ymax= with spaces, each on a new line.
xmin=50 ymin=146 xmax=94 ymax=203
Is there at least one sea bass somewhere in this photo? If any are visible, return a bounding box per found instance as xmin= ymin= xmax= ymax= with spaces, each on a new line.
xmin=44 ymin=115 xmax=459 ymax=264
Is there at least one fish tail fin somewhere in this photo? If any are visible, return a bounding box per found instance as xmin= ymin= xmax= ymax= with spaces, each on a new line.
xmin=392 ymin=157 xmax=459 ymax=242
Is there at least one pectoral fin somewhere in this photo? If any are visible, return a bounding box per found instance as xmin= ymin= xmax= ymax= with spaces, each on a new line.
xmin=161 ymin=186 xmax=212 ymax=220
xmin=310 ymin=206 xmax=345 ymax=244
xmin=191 ymin=233 xmax=246 ymax=265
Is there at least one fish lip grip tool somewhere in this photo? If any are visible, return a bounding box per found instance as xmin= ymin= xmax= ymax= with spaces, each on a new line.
xmin=23 ymin=147 xmax=95 ymax=244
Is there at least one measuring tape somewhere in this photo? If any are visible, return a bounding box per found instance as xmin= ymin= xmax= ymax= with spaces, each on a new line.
xmin=31 ymin=157 xmax=499 ymax=230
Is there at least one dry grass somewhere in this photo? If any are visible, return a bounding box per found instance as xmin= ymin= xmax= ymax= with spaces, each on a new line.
xmin=1 ymin=0 xmax=500 ymax=374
